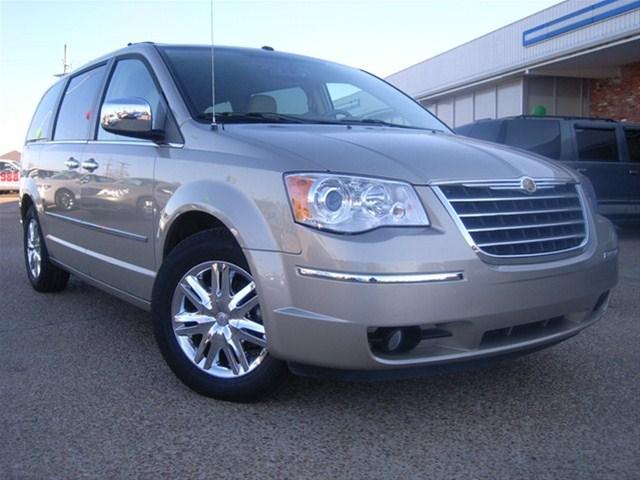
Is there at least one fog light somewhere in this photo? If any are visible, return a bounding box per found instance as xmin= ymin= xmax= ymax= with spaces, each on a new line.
xmin=372 ymin=327 xmax=422 ymax=354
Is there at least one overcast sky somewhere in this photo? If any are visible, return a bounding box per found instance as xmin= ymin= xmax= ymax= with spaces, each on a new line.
xmin=0 ymin=0 xmax=559 ymax=154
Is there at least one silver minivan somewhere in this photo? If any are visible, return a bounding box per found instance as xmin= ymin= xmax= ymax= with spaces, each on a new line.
xmin=20 ymin=43 xmax=619 ymax=401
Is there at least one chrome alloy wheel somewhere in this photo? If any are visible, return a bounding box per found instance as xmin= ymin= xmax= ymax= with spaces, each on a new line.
xmin=26 ymin=219 xmax=42 ymax=279
xmin=171 ymin=261 xmax=267 ymax=378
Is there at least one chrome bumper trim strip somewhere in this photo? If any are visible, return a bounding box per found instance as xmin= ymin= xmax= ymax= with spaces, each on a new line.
xmin=296 ymin=267 xmax=464 ymax=284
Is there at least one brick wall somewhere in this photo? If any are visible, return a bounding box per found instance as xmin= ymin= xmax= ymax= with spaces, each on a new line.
xmin=590 ymin=62 xmax=640 ymax=122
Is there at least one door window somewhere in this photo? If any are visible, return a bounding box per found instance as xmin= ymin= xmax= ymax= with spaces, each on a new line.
xmin=575 ymin=127 xmax=619 ymax=162
xmin=54 ymin=65 xmax=107 ymax=141
xmin=26 ymin=81 xmax=65 ymax=142
xmin=624 ymin=129 xmax=640 ymax=163
xmin=98 ymin=59 xmax=162 ymax=141
xmin=503 ymin=119 xmax=561 ymax=159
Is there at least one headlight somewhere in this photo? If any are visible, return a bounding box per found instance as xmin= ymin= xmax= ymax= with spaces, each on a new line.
xmin=284 ymin=173 xmax=429 ymax=233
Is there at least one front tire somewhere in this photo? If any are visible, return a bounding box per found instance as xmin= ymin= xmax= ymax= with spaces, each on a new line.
xmin=152 ymin=230 xmax=286 ymax=401
xmin=23 ymin=206 xmax=70 ymax=292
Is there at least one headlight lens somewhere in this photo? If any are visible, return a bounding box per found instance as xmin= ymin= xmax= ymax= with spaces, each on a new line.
xmin=284 ymin=173 xmax=429 ymax=233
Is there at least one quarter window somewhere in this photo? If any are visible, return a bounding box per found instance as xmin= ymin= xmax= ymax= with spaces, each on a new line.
xmin=575 ymin=127 xmax=619 ymax=162
xmin=98 ymin=59 xmax=162 ymax=141
xmin=54 ymin=65 xmax=107 ymax=141
xmin=624 ymin=129 xmax=640 ymax=163
xmin=503 ymin=119 xmax=561 ymax=159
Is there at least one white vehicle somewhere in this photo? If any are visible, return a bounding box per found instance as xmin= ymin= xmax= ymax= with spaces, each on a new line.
xmin=0 ymin=160 xmax=20 ymax=192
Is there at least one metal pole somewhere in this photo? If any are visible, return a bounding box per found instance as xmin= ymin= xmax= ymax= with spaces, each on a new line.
xmin=210 ymin=0 xmax=217 ymax=130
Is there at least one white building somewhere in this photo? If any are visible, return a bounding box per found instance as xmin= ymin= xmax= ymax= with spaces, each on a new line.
xmin=387 ymin=0 xmax=640 ymax=128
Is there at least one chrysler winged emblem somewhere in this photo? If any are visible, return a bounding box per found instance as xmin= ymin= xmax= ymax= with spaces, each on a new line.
xmin=520 ymin=177 xmax=537 ymax=194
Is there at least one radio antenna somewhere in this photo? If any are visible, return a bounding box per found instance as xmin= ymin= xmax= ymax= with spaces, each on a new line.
xmin=210 ymin=0 xmax=217 ymax=130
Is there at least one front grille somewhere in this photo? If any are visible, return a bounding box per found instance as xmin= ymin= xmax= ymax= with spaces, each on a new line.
xmin=436 ymin=180 xmax=587 ymax=257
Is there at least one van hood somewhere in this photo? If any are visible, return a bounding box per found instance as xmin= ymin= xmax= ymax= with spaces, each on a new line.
xmin=222 ymin=124 xmax=577 ymax=184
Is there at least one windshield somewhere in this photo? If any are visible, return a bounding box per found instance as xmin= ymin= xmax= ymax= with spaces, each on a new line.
xmin=159 ymin=46 xmax=448 ymax=131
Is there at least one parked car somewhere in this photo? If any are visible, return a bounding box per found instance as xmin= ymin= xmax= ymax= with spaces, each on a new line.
xmin=456 ymin=116 xmax=640 ymax=221
xmin=0 ymin=160 xmax=20 ymax=192
xmin=20 ymin=44 xmax=618 ymax=401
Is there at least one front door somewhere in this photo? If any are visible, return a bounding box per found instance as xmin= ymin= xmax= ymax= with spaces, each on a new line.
xmin=80 ymin=57 xmax=165 ymax=300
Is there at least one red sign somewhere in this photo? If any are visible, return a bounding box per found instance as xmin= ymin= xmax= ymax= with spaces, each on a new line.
xmin=0 ymin=171 xmax=20 ymax=182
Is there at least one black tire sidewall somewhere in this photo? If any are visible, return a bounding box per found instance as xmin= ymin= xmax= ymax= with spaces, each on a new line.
xmin=151 ymin=230 xmax=285 ymax=401
xmin=55 ymin=189 xmax=74 ymax=210
xmin=23 ymin=206 xmax=69 ymax=292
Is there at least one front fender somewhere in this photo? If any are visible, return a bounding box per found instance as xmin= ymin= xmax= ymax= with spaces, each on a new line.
xmin=19 ymin=175 xmax=43 ymax=218
xmin=156 ymin=178 xmax=302 ymax=262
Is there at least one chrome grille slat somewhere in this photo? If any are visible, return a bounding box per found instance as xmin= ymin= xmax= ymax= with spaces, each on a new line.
xmin=436 ymin=180 xmax=588 ymax=258
xmin=458 ymin=207 xmax=582 ymax=218
xmin=467 ymin=219 xmax=584 ymax=232
xmin=448 ymin=194 xmax=579 ymax=202
xmin=476 ymin=233 xmax=585 ymax=248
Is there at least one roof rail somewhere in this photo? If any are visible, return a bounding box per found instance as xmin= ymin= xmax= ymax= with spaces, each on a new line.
xmin=126 ymin=41 xmax=156 ymax=47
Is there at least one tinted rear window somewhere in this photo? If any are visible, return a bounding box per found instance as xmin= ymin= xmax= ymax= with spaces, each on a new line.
xmin=54 ymin=65 xmax=107 ymax=141
xmin=575 ymin=127 xmax=618 ymax=162
xmin=26 ymin=81 xmax=64 ymax=142
xmin=461 ymin=121 xmax=503 ymax=142
xmin=624 ymin=129 xmax=640 ymax=163
xmin=503 ymin=119 xmax=561 ymax=159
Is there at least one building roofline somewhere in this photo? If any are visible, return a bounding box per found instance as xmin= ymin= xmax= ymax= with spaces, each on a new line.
xmin=414 ymin=31 xmax=640 ymax=101
xmin=387 ymin=0 xmax=570 ymax=79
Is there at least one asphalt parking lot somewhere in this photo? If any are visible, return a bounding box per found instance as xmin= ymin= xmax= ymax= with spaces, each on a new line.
xmin=0 ymin=195 xmax=638 ymax=480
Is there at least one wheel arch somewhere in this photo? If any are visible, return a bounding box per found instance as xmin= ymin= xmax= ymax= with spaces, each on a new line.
xmin=157 ymin=178 xmax=296 ymax=262
xmin=161 ymin=209 xmax=239 ymax=260
xmin=20 ymin=193 xmax=35 ymax=221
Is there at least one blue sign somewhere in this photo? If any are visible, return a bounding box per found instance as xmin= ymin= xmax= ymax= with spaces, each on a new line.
xmin=523 ymin=0 xmax=640 ymax=46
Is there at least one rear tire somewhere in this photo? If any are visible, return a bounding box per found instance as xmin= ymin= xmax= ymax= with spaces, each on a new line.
xmin=23 ymin=206 xmax=70 ymax=292
xmin=54 ymin=188 xmax=75 ymax=211
xmin=152 ymin=229 xmax=286 ymax=401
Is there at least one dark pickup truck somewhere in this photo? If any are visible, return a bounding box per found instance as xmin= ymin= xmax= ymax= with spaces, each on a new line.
xmin=457 ymin=116 xmax=640 ymax=221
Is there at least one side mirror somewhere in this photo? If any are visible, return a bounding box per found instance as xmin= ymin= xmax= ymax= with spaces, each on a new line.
xmin=100 ymin=97 xmax=164 ymax=141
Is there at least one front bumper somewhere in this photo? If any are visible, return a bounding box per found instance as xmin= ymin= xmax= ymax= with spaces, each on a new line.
xmin=246 ymin=190 xmax=618 ymax=372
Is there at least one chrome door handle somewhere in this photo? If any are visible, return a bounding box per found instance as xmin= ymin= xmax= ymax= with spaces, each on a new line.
xmin=65 ymin=157 xmax=80 ymax=169
xmin=630 ymin=169 xmax=639 ymax=175
xmin=81 ymin=158 xmax=99 ymax=172
xmin=576 ymin=167 xmax=588 ymax=173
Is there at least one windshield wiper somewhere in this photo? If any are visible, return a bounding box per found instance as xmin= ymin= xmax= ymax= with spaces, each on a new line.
xmin=338 ymin=118 xmax=443 ymax=132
